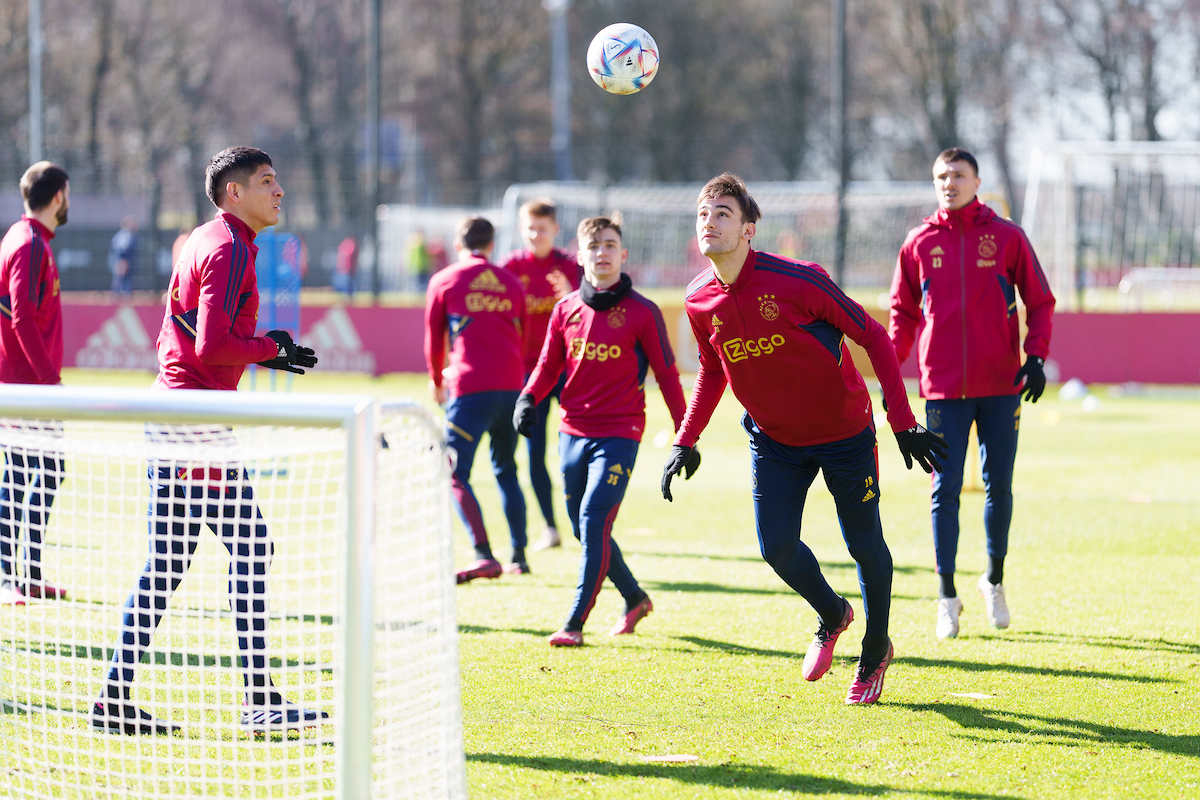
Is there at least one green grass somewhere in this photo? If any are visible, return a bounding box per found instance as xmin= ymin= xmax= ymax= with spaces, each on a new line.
xmin=6 ymin=369 xmax=1200 ymax=798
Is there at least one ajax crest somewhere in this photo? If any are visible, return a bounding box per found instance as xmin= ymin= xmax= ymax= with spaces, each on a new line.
xmin=978 ymin=235 xmax=997 ymax=258
xmin=607 ymin=307 xmax=626 ymax=328
xmin=758 ymin=294 xmax=780 ymax=321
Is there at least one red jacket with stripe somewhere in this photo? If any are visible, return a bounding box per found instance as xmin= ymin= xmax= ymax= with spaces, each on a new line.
xmin=675 ymin=249 xmax=917 ymax=449
xmin=500 ymin=247 xmax=580 ymax=372
xmin=523 ymin=285 xmax=686 ymax=442
xmin=154 ymin=211 xmax=277 ymax=391
xmin=888 ymin=198 xmax=1056 ymax=399
xmin=0 ymin=216 xmax=62 ymax=385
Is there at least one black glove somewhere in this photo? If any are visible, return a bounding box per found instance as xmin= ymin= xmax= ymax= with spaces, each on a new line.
xmin=513 ymin=393 xmax=538 ymax=438
xmin=880 ymin=388 xmax=889 ymax=413
xmin=257 ymin=330 xmax=318 ymax=375
xmin=894 ymin=423 xmax=948 ymax=474
xmin=661 ymin=445 xmax=700 ymax=502
xmin=1014 ymin=356 xmax=1046 ymax=402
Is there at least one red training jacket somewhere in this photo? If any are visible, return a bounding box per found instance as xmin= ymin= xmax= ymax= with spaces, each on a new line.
xmin=425 ymin=255 xmax=527 ymax=397
xmin=676 ymin=249 xmax=917 ymax=449
xmin=523 ymin=286 xmax=686 ymax=442
xmin=154 ymin=211 xmax=277 ymax=391
xmin=889 ymin=197 xmax=1056 ymax=399
xmin=0 ymin=216 xmax=62 ymax=385
xmin=500 ymin=247 xmax=580 ymax=372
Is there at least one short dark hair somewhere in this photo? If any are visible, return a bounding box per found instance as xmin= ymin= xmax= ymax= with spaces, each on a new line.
xmin=936 ymin=147 xmax=979 ymax=176
xmin=697 ymin=173 xmax=761 ymax=224
xmin=205 ymin=146 xmax=273 ymax=207
xmin=519 ymin=198 xmax=558 ymax=222
xmin=455 ymin=216 xmax=494 ymax=251
xmin=577 ymin=213 xmax=623 ymax=246
xmin=20 ymin=162 xmax=69 ymax=212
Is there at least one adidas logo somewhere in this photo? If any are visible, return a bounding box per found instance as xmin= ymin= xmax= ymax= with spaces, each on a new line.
xmin=307 ymin=307 xmax=377 ymax=373
xmin=468 ymin=268 xmax=506 ymax=292
xmin=862 ymin=489 xmax=877 ymax=502
xmin=711 ymin=314 xmax=723 ymax=326
xmin=75 ymin=307 xmax=158 ymax=370
xmin=608 ymin=464 xmax=624 ymax=475
xmin=930 ymin=246 xmax=945 ymax=255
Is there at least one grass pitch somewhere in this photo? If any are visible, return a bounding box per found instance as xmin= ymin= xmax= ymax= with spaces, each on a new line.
xmin=6 ymin=369 xmax=1200 ymax=799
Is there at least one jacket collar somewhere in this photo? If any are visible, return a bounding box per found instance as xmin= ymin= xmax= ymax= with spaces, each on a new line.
xmin=215 ymin=210 xmax=260 ymax=253
xmin=926 ymin=197 xmax=994 ymax=230
xmin=21 ymin=215 xmax=55 ymax=241
xmin=716 ymin=248 xmax=759 ymax=294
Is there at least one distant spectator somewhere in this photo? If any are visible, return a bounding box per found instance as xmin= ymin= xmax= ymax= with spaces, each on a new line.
xmin=334 ymin=235 xmax=358 ymax=297
xmin=109 ymin=216 xmax=138 ymax=297
xmin=427 ymin=236 xmax=449 ymax=276
xmin=407 ymin=228 xmax=432 ymax=289
xmin=171 ymin=227 xmax=192 ymax=272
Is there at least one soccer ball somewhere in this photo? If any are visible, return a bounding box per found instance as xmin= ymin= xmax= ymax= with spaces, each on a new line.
xmin=586 ymin=23 xmax=659 ymax=95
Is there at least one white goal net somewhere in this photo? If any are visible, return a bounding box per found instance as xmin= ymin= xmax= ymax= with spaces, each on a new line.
xmin=0 ymin=386 xmax=465 ymax=800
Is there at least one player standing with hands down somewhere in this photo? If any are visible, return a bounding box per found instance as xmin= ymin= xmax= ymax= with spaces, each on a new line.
xmin=500 ymin=199 xmax=580 ymax=552
xmin=662 ymin=174 xmax=947 ymax=704
xmin=425 ymin=217 xmax=530 ymax=582
xmin=888 ymin=148 xmax=1055 ymax=640
xmin=94 ymin=147 xmax=321 ymax=736
xmin=0 ymin=162 xmax=70 ymax=605
xmin=514 ymin=214 xmax=689 ymax=647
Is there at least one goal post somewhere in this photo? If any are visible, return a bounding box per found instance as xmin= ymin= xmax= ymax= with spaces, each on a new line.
xmin=0 ymin=385 xmax=465 ymax=800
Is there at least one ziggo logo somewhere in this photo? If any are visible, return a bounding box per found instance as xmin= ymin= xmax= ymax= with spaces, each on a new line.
xmin=465 ymin=292 xmax=513 ymax=313
xmin=722 ymin=334 xmax=786 ymax=362
xmin=569 ymin=338 xmax=623 ymax=361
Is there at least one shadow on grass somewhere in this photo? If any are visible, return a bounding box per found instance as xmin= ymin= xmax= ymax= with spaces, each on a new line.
xmin=898 ymin=655 xmax=1170 ymax=683
xmin=460 ymin=624 xmax=555 ymax=638
xmin=644 ymin=580 xmax=793 ymax=597
xmin=676 ymin=635 xmax=801 ymax=660
xmin=899 ymin=702 xmax=1199 ymax=758
xmin=975 ymin=630 xmax=1200 ymax=655
xmin=467 ymin=752 xmax=1021 ymax=798
xmin=5 ymin=641 xmax=330 ymax=672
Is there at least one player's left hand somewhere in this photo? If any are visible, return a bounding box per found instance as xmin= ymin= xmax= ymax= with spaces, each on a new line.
xmin=258 ymin=330 xmax=318 ymax=375
xmin=894 ymin=424 xmax=948 ymax=474
xmin=513 ymin=393 xmax=538 ymax=438
xmin=1014 ymin=356 xmax=1046 ymax=402
xmin=661 ymin=444 xmax=699 ymax=502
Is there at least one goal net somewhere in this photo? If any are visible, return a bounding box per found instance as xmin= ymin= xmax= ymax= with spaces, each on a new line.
xmin=0 ymin=386 xmax=465 ymax=800
xmin=1023 ymin=141 xmax=1200 ymax=311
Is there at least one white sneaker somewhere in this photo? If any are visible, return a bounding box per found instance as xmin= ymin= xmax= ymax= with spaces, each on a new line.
xmin=936 ymin=596 xmax=963 ymax=639
xmin=977 ymin=574 xmax=1010 ymax=629
xmin=531 ymin=527 xmax=561 ymax=552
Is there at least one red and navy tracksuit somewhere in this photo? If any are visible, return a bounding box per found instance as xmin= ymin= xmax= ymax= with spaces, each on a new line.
xmin=0 ymin=216 xmax=64 ymax=587
xmin=523 ymin=276 xmax=685 ymax=632
xmin=677 ymin=249 xmax=919 ymax=650
xmin=889 ymin=198 xmax=1055 ymax=578
xmin=501 ymin=247 xmax=580 ymax=531
xmin=107 ymin=211 xmax=282 ymax=706
xmin=425 ymin=255 xmax=529 ymax=559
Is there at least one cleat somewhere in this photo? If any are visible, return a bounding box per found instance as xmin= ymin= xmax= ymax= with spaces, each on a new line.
xmin=548 ymin=629 xmax=584 ymax=647
xmin=936 ymin=596 xmax=963 ymax=640
xmin=0 ymin=581 xmax=25 ymax=606
xmin=531 ymin=527 xmax=561 ymax=552
xmin=91 ymin=701 xmax=179 ymax=735
xmin=455 ymin=558 xmax=502 ymax=584
xmin=241 ymin=701 xmax=329 ymax=732
xmin=845 ymin=639 xmax=894 ymax=705
xmin=502 ymin=561 xmax=531 ymax=575
xmin=977 ymin=574 xmax=1010 ymax=629
xmin=609 ymin=595 xmax=653 ymax=636
xmin=21 ymin=580 xmax=67 ymax=600
xmin=802 ymin=597 xmax=854 ymax=681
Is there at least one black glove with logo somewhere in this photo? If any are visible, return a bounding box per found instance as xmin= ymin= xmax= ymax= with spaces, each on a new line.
xmin=660 ymin=444 xmax=701 ymax=502
xmin=894 ymin=423 xmax=948 ymax=474
xmin=513 ymin=393 xmax=538 ymax=438
xmin=257 ymin=330 xmax=318 ymax=375
xmin=1014 ymin=356 xmax=1046 ymax=402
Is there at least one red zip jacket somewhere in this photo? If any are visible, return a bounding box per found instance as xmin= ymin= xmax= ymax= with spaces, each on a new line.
xmin=523 ymin=286 xmax=686 ymax=442
xmin=0 ymin=216 xmax=61 ymax=385
xmin=500 ymin=247 xmax=580 ymax=371
xmin=425 ymin=255 xmax=527 ymax=397
xmin=154 ymin=211 xmax=277 ymax=391
xmin=889 ymin=198 xmax=1056 ymax=399
xmin=675 ymin=249 xmax=917 ymax=449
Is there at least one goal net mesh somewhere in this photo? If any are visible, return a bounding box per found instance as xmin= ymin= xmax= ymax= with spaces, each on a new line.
xmin=0 ymin=401 xmax=464 ymax=799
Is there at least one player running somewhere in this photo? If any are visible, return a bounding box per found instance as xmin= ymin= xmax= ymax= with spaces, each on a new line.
xmin=500 ymin=198 xmax=579 ymax=552
xmin=0 ymin=162 xmax=70 ymax=606
xmin=889 ymin=148 xmax=1055 ymax=639
xmin=426 ymin=216 xmax=530 ymax=582
xmin=514 ymin=214 xmax=687 ymax=647
xmin=661 ymin=174 xmax=946 ymax=704
xmin=94 ymin=147 xmax=321 ymax=736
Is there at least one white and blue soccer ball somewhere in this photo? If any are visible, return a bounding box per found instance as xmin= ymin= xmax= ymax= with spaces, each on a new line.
xmin=586 ymin=23 xmax=659 ymax=95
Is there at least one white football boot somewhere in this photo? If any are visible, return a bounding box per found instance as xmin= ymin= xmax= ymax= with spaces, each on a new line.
xmin=936 ymin=596 xmax=963 ymax=639
xmin=977 ymin=574 xmax=1010 ymax=629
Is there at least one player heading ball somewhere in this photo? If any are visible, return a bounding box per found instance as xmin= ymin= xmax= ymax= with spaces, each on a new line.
xmin=662 ymin=173 xmax=947 ymax=705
